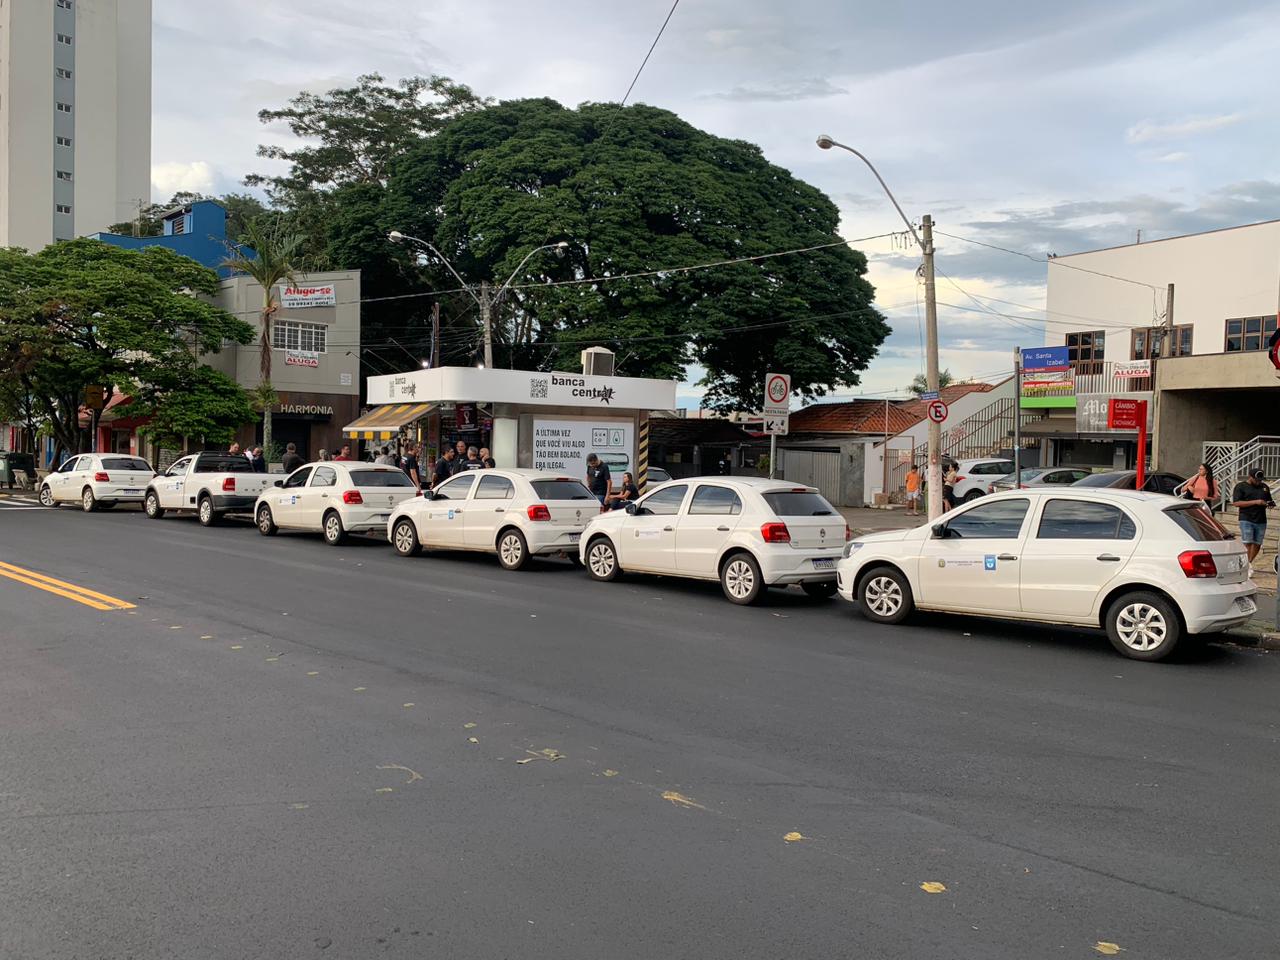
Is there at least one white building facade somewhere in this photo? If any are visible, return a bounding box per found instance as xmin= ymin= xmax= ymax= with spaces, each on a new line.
xmin=0 ymin=0 xmax=151 ymax=250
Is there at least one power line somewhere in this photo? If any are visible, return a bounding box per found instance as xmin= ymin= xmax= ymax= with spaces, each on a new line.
xmin=934 ymin=229 xmax=1165 ymax=293
xmin=620 ymin=0 xmax=681 ymax=107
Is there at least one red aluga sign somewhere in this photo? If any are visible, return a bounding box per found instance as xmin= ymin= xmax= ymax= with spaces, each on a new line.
xmin=1106 ymin=398 xmax=1146 ymax=430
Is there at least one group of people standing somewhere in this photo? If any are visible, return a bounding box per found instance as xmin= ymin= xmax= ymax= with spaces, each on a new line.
xmin=1189 ymin=461 xmax=1275 ymax=574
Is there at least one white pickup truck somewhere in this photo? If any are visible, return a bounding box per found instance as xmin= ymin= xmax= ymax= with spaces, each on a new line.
xmin=143 ymin=451 xmax=276 ymax=526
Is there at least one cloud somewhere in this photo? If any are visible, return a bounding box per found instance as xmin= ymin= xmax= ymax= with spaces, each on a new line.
xmin=151 ymin=161 xmax=217 ymax=199
xmin=704 ymin=77 xmax=847 ymax=102
xmin=1125 ymin=113 xmax=1241 ymax=144
xmin=1154 ymin=151 xmax=1189 ymax=163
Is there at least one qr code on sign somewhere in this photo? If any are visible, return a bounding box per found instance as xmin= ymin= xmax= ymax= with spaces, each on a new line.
xmin=529 ymin=378 xmax=549 ymax=399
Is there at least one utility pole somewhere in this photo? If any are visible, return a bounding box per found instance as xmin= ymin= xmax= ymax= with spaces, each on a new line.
xmin=921 ymin=214 xmax=942 ymax=519
xmin=1161 ymin=283 xmax=1175 ymax=358
xmin=431 ymin=302 xmax=441 ymax=370
xmin=1013 ymin=346 xmax=1022 ymax=487
xmin=480 ymin=281 xmax=493 ymax=368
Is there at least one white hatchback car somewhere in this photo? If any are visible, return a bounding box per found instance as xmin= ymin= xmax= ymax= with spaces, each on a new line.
xmin=580 ymin=477 xmax=849 ymax=604
xmin=388 ymin=469 xmax=596 ymax=570
xmin=950 ymin=458 xmax=1016 ymax=503
xmin=255 ymin=462 xmax=419 ymax=545
xmin=39 ymin=453 xmax=156 ymax=511
xmin=836 ymin=488 xmax=1256 ymax=661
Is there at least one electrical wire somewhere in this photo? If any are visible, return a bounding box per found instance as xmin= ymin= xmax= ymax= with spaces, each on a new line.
xmin=934 ymin=229 xmax=1165 ymax=293
xmin=619 ymin=0 xmax=681 ymax=107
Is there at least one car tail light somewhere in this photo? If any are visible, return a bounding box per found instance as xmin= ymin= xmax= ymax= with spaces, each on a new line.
xmin=845 ymin=524 xmax=853 ymax=541
xmin=94 ymin=471 xmax=109 ymax=482
xmin=1178 ymin=550 xmax=1217 ymax=578
xmin=343 ymin=490 xmax=363 ymax=505
xmin=761 ymin=522 xmax=791 ymax=543
xmin=527 ymin=504 xmax=551 ymax=521
xmin=222 ymin=477 xmax=235 ymax=492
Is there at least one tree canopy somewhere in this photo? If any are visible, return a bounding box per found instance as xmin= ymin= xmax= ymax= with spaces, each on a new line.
xmin=108 ymin=191 xmax=271 ymax=244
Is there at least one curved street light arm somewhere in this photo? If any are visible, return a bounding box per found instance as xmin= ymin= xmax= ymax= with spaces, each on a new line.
xmin=494 ymin=243 xmax=565 ymax=304
xmin=391 ymin=232 xmax=482 ymax=306
xmin=818 ymin=138 xmax=926 ymax=253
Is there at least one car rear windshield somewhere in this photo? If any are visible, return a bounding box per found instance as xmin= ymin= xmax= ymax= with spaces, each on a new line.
xmin=349 ymin=469 xmax=414 ymax=488
xmin=531 ymin=479 xmax=595 ymax=500
xmin=194 ymin=455 xmax=253 ymax=473
xmin=1164 ymin=503 xmax=1233 ymax=541
xmin=101 ymin=457 xmax=151 ymax=472
xmin=1072 ymin=472 xmax=1125 ymax=487
xmin=763 ymin=491 xmax=837 ymax=516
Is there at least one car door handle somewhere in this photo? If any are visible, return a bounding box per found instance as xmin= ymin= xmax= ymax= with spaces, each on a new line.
xmin=663 ymin=525 xmax=674 ymax=532
xmin=716 ymin=525 xmax=731 ymax=532
xmin=1096 ymin=553 xmax=1122 ymax=562
xmin=494 ymin=508 xmax=505 ymax=513
xmin=997 ymin=553 xmax=1018 ymax=561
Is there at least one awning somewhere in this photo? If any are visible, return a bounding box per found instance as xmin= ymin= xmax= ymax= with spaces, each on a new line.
xmin=342 ymin=402 xmax=435 ymax=440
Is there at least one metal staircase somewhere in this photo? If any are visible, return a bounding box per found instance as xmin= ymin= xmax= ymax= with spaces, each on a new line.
xmin=1197 ymin=436 xmax=1280 ymax=510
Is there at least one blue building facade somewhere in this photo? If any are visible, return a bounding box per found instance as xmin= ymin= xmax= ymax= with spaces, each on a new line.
xmin=92 ymin=200 xmax=242 ymax=277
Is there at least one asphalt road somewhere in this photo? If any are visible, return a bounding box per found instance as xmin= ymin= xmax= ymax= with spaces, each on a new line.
xmin=1 ymin=497 xmax=1277 ymax=960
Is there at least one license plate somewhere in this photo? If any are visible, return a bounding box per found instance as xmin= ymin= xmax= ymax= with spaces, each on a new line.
xmin=122 ymin=489 xmax=141 ymax=495
xmin=1235 ymin=596 xmax=1257 ymax=614
xmin=569 ymin=533 xmax=582 ymax=543
xmin=374 ymin=514 xmax=389 ymax=521
xmin=812 ymin=558 xmax=836 ymax=571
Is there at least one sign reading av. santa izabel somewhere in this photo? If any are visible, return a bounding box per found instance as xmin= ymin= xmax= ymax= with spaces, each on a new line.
xmin=279 ymin=284 xmax=336 ymax=308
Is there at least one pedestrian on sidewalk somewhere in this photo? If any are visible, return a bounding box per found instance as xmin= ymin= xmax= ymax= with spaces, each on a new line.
xmin=281 ymin=443 xmax=304 ymax=474
xmin=904 ymin=464 xmax=921 ymax=516
xmin=942 ymin=462 xmax=959 ymax=512
xmin=431 ymin=446 xmax=455 ymax=490
xmin=585 ymin=453 xmax=612 ymax=506
xmin=1183 ymin=462 xmax=1220 ymax=511
xmin=1231 ymin=468 xmax=1274 ymax=575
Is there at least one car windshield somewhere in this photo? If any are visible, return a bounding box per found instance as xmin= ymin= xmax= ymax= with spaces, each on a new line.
xmin=531 ymin=479 xmax=595 ymax=500
xmin=1072 ymin=472 xmax=1126 ymax=487
xmin=349 ymin=469 xmax=414 ymax=488
xmin=101 ymin=457 xmax=152 ymax=472
xmin=1164 ymin=503 xmax=1233 ymax=541
xmin=763 ymin=491 xmax=836 ymax=516
xmin=195 ymin=455 xmax=254 ymax=473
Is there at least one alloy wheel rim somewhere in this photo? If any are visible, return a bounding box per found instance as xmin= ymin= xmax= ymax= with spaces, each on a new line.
xmin=588 ymin=544 xmax=614 ymax=577
xmin=258 ymin=509 xmax=271 ymax=532
xmin=394 ymin=522 xmax=415 ymax=553
xmin=145 ymin=495 xmax=156 ymax=515
xmin=41 ymin=487 xmax=53 ymax=506
xmin=325 ymin=517 xmax=340 ymax=541
xmin=865 ymin=576 xmax=903 ymax=617
xmin=199 ymin=501 xmax=211 ymax=522
xmin=1116 ymin=602 xmax=1167 ymax=651
xmin=500 ymin=535 xmax=522 ymax=566
xmin=725 ymin=560 xmax=754 ymax=599
xmin=83 ymin=491 xmax=93 ymax=510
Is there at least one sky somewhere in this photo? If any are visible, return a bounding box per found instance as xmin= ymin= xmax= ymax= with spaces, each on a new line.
xmin=151 ymin=0 xmax=1280 ymax=406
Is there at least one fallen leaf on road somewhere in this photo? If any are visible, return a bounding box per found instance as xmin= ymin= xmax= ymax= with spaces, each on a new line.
xmin=265 ymin=657 xmax=279 ymax=662
xmin=468 ymin=737 xmax=479 ymax=743
xmin=306 ymin=671 xmax=319 ymax=676
xmin=464 ymin=722 xmax=477 ymax=729
xmin=199 ymin=635 xmax=213 ymax=640
xmin=353 ymin=687 xmax=366 ymax=692
xmin=783 ymin=831 xmax=806 ymax=842
xmin=919 ymin=882 xmax=947 ymax=894
xmin=603 ymin=769 xmax=619 ymax=777
xmin=517 ymin=748 xmax=564 ymax=764
xmin=1093 ymin=943 xmax=1123 ymax=956
xmin=662 ymin=791 xmax=706 ymax=810
xmin=403 ymin=703 xmax=415 ymax=708
xmin=229 ymin=645 xmax=243 ymax=650
xmin=374 ymin=787 xmax=393 ymax=794
xmin=290 ymin=803 xmax=309 ymax=810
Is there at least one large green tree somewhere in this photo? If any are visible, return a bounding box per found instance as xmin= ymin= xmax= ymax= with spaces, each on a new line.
xmin=135 ymin=365 xmax=257 ymax=461
xmin=0 ymin=239 xmax=253 ymax=460
xmin=384 ymin=99 xmax=888 ymax=409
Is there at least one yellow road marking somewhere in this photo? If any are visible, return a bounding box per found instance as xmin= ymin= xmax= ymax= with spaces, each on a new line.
xmin=0 ymin=560 xmax=135 ymax=611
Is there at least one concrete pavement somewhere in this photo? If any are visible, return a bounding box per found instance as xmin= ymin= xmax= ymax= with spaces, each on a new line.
xmin=1 ymin=503 xmax=1278 ymax=959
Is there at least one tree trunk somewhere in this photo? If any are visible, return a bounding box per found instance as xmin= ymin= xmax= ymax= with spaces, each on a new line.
xmin=260 ymin=297 xmax=274 ymax=460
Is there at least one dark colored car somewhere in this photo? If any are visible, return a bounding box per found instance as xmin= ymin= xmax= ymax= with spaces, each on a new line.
xmin=1071 ymin=470 xmax=1184 ymax=495
xmin=646 ymin=466 xmax=672 ymax=484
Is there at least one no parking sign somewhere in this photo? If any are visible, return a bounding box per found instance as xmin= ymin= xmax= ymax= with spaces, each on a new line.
xmin=926 ymin=399 xmax=949 ymax=424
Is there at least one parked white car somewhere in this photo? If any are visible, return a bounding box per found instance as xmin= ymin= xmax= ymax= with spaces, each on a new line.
xmin=143 ymin=451 xmax=277 ymax=526
xmin=579 ymin=477 xmax=849 ymax=604
xmin=255 ymin=462 xmax=419 ymax=545
xmin=388 ymin=469 xmax=596 ymax=569
xmin=39 ymin=453 xmax=156 ymax=511
xmin=836 ymin=488 xmax=1256 ymax=661
xmin=950 ymin=458 xmax=1016 ymax=502
xmin=988 ymin=466 xmax=1091 ymax=493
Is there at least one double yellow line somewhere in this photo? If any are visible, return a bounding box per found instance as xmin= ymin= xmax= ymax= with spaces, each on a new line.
xmin=0 ymin=560 xmax=136 ymax=611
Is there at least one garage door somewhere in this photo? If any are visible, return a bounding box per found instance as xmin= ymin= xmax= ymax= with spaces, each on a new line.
xmin=781 ymin=450 xmax=841 ymax=505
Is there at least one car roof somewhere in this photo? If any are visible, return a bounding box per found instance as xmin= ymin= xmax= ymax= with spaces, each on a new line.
xmin=979 ymin=486 xmax=1176 ymax=505
xmin=439 ymin=468 xmax=586 ymax=481
xmin=648 ymin=475 xmax=819 ymax=493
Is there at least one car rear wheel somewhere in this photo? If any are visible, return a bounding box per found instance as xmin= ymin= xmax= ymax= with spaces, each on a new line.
xmin=856 ymin=566 xmax=914 ymax=624
xmin=39 ymin=485 xmax=57 ymax=508
xmin=323 ymin=510 xmax=346 ymax=546
xmin=801 ymin=580 xmax=838 ymax=600
xmin=144 ymin=491 xmax=163 ymax=519
xmin=81 ymin=487 xmax=97 ymax=512
xmin=197 ymin=496 xmax=218 ymax=526
xmin=392 ymin=518 xmax=420 ymax=557
xmin=1106 ymin=591 xmax=1181 ymax=661
xmin=721 ymin=552 xmax=763 ymax=605
xmin=256 ymin=504 xmax=277 ymax=536
xmin=497 ymin=528 xmax=529 ymax=570
xmin=585 ymin=537 xmax=620 ymax=581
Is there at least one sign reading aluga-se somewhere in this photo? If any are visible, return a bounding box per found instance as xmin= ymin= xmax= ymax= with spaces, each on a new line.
xmin=763 ymin=372 xmax=791 ymax=418
xmin=763 ymin=415 xmax=789 ymax=436
xmin=926 ymin=399 xmax=949 ymax=424
xmin=279 ymin=284 xmax=337 ymax=308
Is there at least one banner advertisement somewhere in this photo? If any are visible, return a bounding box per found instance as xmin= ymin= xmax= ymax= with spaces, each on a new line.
xmin=532 ymin=419 xmax=634 ymax=476
xmin=1020 ymin=346 xmax=1070 ymax=371
xmin=1076 ymin=393 xmax=1154 ymax=433
xmin=279 ymin=284 xmax=337 ymax=308
xmin=285 ymin=351 xmax=319 ymax=368
xmin=455 ymin=402 xmax=478 ymax=432
xmin=1112 ymin=359 xmax=1152 ymax=379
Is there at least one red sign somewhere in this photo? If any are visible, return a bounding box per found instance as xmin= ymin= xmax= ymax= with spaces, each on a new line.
xmin=926 ymin=399 xmax=949 ymax=424
xmin=1106 ymin=398 xmax=1146 ymax=430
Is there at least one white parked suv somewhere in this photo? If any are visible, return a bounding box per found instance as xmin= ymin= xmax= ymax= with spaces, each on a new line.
xmin=388 ymin=469 xmax=596 ymax=570
xmin=836 ymin=488 xmax=1256 ymax=661
xmin=39 ymin=453 xmax=156 ymax=511
xmin=579 ymin=477 xmax=849 ymax=604
xmin=255 ymin=462 xmax=419 ymax=545
xmin=950 ymin=458 xmax=1016 ymax=502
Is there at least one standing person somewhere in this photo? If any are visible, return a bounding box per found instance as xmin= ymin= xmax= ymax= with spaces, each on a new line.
xmin=398 ymin=442 xmax=422 ymax=491
xmin=942 ymin=461 xmax=959 ymax=512
xmin=281 ymin=442 xmax=304 ymax=474
xmin=607 ymin=471 xmax=639 ymax=510
xmin=717 ymin=450 xmax=732 ymax=476
xmin=333 ymin=444 xmax=353 ymax=462
xmin=249 ymin=446 xmax=267 ymax=473
xmin=1183 ymin=462 xmax=1220 ymax=511
xmin=451 ymin=439 xmax=469 ymax=474
xmin=375 ymin=446 xmax=393 ymax=466
xmin=462 ymin=446 xmax=484 ymax=471
xmin=1231 ymin=468 xmax=1274 ymax=575
xmin=585 ymin=453 xmax=612 ymax=506
xmin=317 ymin=448 xmax=330 ymax=462
xmin=904 ymin=464 xmax=922 ymax=516
xmin=479 ymin=447 xmax=492 ymax=467
xmin=483 ymin=457 xmax=496 ymax=469
xmin=430 ymin=446 xmax=455 ymax=489
xmin=228 ymin=442 xmax=242 ymax=456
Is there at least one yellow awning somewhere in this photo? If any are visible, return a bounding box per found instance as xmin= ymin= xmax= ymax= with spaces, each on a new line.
xmin=342 ymin=402 xmax=435 ymax=440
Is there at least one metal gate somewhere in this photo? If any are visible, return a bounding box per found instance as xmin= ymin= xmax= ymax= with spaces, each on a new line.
xmin=781 ymin=449 xmax=841 ymax=505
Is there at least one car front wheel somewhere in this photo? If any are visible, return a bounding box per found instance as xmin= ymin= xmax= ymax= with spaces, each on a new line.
xmin=256 ymin=504 xmax=277 ymax=536
xmin=497 ymin=528 xmax=529 ymax=570
xmin=39 ymin=485 xmax=57 ymax=508
xmin=392 ymin=518 xmax=420 ymax=557
xmin=856 ymin=566 xmax=914 ymax=624
xmin=144 ymin=491 xmax=164 ymax=519
xmin=585 ymin=537 xmax=620 ymax=581
xmin=1106 ymin=591 xmax=1181 ymax=661
xmin=720 ymin=552 xmax=763 ymax=605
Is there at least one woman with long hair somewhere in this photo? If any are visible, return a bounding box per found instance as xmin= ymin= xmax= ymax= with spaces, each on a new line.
xmin=1184 ymin=461 xmax=1219 ymax=509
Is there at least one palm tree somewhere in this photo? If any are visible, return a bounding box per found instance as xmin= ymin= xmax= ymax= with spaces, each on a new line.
xmin=908 ymin=369 xmax=954 ymax=397
xmin=221 ymin=221 xmax=304 ymax=457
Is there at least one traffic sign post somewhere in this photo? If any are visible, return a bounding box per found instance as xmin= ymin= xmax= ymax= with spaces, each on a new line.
xmin=1107 ymin=398 xmax=1149 ymax=489
xmin=926 ymin=399 xmax=948 ymax=424
xmin=763 ymin=415 xmax=789 ymax=436
xmin=763 ymin=372 xmax=791 ymax=479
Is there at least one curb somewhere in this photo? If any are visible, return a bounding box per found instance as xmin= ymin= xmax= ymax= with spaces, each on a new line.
xmin=1225 ymin=629 xmax=1280 ymax=651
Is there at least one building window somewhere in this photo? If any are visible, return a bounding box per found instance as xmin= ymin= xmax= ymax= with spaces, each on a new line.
xmin=56 ymin=170 xmax=72 ymax=182
xmin=57 ymin=0 xmax=72 ymax=7
xmin=56 ymin=135 xmax=72 ymax=147
xmin=271 ymin=320 xmax=327 ymax=354
xmin=56 ymin=204 xmax=72 ymax=215
xmin=56 ymin=67 xmax=72 ymax=79
xmin=1225 ymin=316 xmax=1278 ymax=353
xmin=56 ymin=33 xmax=72 ymax=45
xmin=1131 ymin=325 xmax=1192 ymax=359
xmin=1065 ymin=331 xmax=1105 ymax=369
xmin=56 ymin=102 xmax=72 ymax=113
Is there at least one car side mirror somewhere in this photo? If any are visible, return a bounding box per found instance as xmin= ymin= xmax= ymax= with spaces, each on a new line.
xmin=625 ymin=501 xmax=638 ymax=515
xmin=273 ymin=480 xmax=283 ymax=487
xmin=931 ymin=523 xmax=946 ymax=539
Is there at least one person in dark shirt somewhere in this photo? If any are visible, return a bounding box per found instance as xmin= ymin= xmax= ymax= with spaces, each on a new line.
xmin=585 ymin=453 xmax=612 ymax=505
xmin=1231 ymin=468 xmax=1274 ymax=571
xmin=281 ymin=442 xmax=304 ymax=475
xmin=462 ymin=446 xmax=484 ymax=471
xmin=398 ymin=442 xmax=421 ymax=491
xmin=451 ymin=439 xmax=469 ymax=474
xmin=432 ymin=447 xmax=456 ymax=489
xmin=606 ymin=471 xmax=639 ymax=510
xmin=249 ymin=446 xmax=267 ymax=473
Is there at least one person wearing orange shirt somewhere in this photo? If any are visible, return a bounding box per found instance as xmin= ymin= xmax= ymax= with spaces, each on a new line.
xmin=904 ymin=464 xmax=921 ymax=516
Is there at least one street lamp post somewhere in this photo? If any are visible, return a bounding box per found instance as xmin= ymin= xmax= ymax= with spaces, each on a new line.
xmin=388 ymin=232 xmax=567 ymax=369
xmin=815 ymin=135 xmax=943 ymax=520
